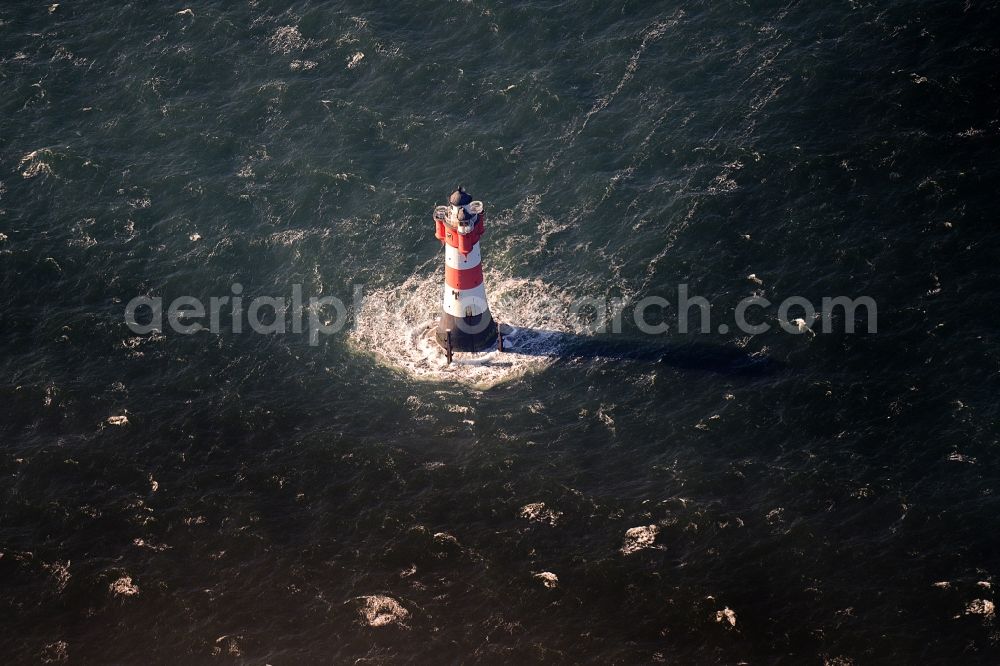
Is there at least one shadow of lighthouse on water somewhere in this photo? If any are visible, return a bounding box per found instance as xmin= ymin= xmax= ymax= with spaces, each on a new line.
xmin=498 ymin=326 xmax=781 ymax=377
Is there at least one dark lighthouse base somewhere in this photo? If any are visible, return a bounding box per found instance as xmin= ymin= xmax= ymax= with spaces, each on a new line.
xmin=435 ymin=310 xmax=499 ymax=353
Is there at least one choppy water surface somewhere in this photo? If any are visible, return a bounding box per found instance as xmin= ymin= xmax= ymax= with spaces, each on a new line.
xmin=2 ymin=1 xmax=999 ymax=663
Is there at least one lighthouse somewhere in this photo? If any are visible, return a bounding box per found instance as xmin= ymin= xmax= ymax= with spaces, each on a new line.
xmin=433 ymin=186 xmax=499 ymax=354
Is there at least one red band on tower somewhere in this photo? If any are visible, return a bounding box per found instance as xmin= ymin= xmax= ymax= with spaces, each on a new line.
xmin=445 ymin=264 xmax=484 ymax=290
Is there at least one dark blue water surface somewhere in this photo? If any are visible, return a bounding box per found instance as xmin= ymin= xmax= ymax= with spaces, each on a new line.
xmin=2 ymin=0 xmax=1000 ymax=663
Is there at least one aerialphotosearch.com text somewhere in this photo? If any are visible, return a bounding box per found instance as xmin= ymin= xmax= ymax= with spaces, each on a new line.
xmin=124 ymin=283 xmax=877 ymax=345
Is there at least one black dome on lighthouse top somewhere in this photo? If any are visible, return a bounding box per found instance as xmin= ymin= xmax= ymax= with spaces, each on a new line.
xmin=449 ymin=186 xmax=473 ymax=206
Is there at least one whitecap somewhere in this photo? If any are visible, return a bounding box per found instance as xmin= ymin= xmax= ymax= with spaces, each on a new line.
xmin=357 ymin=595 xmax=409 ymax=627
xmin=109 ymin=575 xmax=139 ymax=597
xmin=212 ymin=635 xmax=241 ymax=657
xmin=519 ymin=502 xmax=562 ymax=525
xmin=947 ymin=452 xmax=976 ymax=464
xmin=268 ymin=26 xmax=305 ymax=54
xmin=40 ymin=641 xmax=68 ymax=664
xmin=533 ymin=572 xmax=559 ymax=589
xmin=715 ymin=606 xmax=737 ymax=627
xmin=42 ymin=561 xmax=71 ymax=593
xmin=19 ymin=149 xmax=54 ymax=179
xmin=433 ymin=532 xmax=459 ymax=546
xmin=346 ymin=52 xmax=364 ymax=69
xmin=621 ymin=524 xmax=659 ymax=555
xmin=965 ymin=599 xmax=995 ymax=618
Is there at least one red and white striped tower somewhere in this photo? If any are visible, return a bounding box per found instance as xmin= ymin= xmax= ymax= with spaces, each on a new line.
xmin=433 ymin=186 xmax=498 ymax=353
